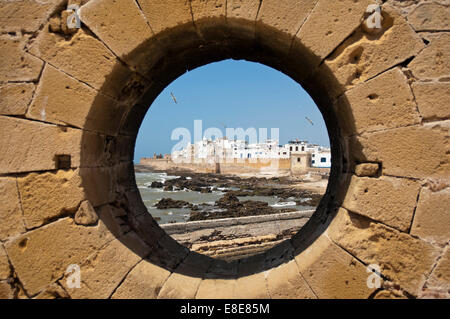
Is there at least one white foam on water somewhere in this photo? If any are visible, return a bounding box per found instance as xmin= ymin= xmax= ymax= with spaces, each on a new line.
xmin=271 ymin=201 xmax=296 ymax=207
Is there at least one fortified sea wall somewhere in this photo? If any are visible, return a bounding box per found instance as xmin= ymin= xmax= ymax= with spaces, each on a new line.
xmin=139 ymin=157 xmax=292 ymax=174
xmin=0 ymin=0 xmax=449 ymax=299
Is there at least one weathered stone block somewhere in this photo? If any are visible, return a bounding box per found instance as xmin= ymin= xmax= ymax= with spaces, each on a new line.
xmin=227 ymin=0 xmax=260 ymax=23
xmin=96 ymin=204 xmax=130 ymax=238
xmin=235 ymin=272 xmax=270 ymax=299
xmin=137 ymin=0 xmax=193 ymax=34
xmin=74 ymin=200 xmax=98 ymax=225
xmin=318 ymin=3 xmax=423 ymax=98
xmin=0 ymin=0 xmax=60 ymax=33
xmin=79 ymin=0 xmax=155 ymax=71
xmin=335 ymin=68 xmax=420 ymax=135
xmin=0 ymin=281 xmax=14 ymax=299
xmin=343 ymin=175 xmax=421 ymax=232
xmin=0 ymin=35 xmax=43 ymax=82
xmin=157 ymin=272 xmax=202 ymax=299
xmin=190 ymin=0 xmax=228 ymax=42
xmin=409 ymin=33 xmax=450 ymax=80
xmin=0 ymin=177 xmax=26 ymax=241
xmin=350 ymin=122 xmax=449 ymax=179
xmin=327 ymin=208 xmax=441 ymax=295
xmin=296 ymin=0 xmax=372 ymax=66
xmin=27 ymin=64 xmax=124 ymax=135
xmin=0 ymin=245 xmax=10 ymax=280
xmin=17 ymin=169 xmax=85 ymax=229
xmin=29 ymin=28 xmax=134 ymax=100
xmin=196 ymin=278 xmax=237 ymax=299
xmin=34 ymin=283 xmax=69 ymax=299
xmin=5 ymin=217 xmax=114 ymax=296
xmin=257 ymin=0 xmax=318 ymax=55
xmin=421 ymin=247 xmax=450 ymax=298
xmin=157 ymin=252 xmax=211 ymax=299
xmin=411 ymin=187 xmax=450 ymax=245
xmin=0 ymin=83 xmax=35 ymax=116
xmin=0 ymin=116 xmax=84 ymax=174
xmin=411 ymin=82 xmax=450 ymax=121
xmin=295 ymin=235 xmax=373 ymax=299
xmin=111 ymin=259 xmax=171 ymax=299
xmin=408 ymin=2 xmax=450 ymax=31
xmin=78 ymin=166 xmax=115 ymax=207
xmin=355 ymin=163 xmax=379 ymax=177
xmin=266 ymin=260 xmax=316 ymax=299
xmin=62 ymin=232 xmax=150 ymax=299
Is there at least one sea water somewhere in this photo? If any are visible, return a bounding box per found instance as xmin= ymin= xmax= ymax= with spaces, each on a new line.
xmin=135 ymin=172 xmax=315 ymax=224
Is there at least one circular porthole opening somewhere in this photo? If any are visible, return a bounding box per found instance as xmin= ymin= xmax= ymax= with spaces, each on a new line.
xmin=133 ymin=59 xmax=331 ymax=262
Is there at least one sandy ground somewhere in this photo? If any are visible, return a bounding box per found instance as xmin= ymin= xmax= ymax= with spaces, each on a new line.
xmin=291 ymin=179 xmax=328 ymax=195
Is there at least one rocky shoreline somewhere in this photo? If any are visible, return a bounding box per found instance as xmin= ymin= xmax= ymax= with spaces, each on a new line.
xmin=135 ymin=165 xmax=325 ymax=222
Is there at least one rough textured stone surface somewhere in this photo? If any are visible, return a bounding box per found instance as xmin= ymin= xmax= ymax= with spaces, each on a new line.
xmin=328 ymin=208 xmax=442 ymax=295
xmin=355 ymin=163 xmax=379 ymax=177
xmin=0 ymin=116 xmax=83 ymax=174
xmin=343 ymin=175 xmax=421 ymax=231
xmin=336 ymin=68 xmax=420 ymax=135
xmin=34 ymin=283 xmax=69 ymax=299
xmin=79 ymin=0 xmax=153 ymax=59
xmin=0 ymin=83 xmax=35 ymax=115
xmin=411 ymin=187 xmax=450 ymax=244
xmin=411 ymin=82 xmax=450 ymax=121
xmin=29 ymin=28 xmax=134 ymax=99
xmin=295 ymin=235 xmax=374 ymax=299
xmin=18 ymin=170 xmax=85 ymax=229
xmin=351 ymin=122 xmax=449 ymax=179
xmin=409 ymin=33 xmax=450 ymax=80
xmin=27 ymin=64 xmax=124 ymax=135
xmin=296 ymin=0 xmax=372 ymax=65
xmin=408 ymin=2 xmax=450 ymax=31
xmin=0 ymin=35 xmax=44 ymax=82
xmin=0 ymin=281 xmax=14 ymax=299
xmin=266 ymin=260 xmax=316 ymax=299
xmin=235 ymin=272 xmax=270 ymax=299
xmin=319 ymin=4 xmax=424 ymax=98
xmin=157 ymin=252 xmax=210 ymax=299
xmin=62 ymin=232 xmax=150 ymax=299
xmin=227 ymin=0 xmax=260 ymax=23
xmin=0 ymin=245 xmax=10 ymax=280
xmin=111 ymin=259 xmax=171 ymax=299
xmin=196 ymin=278 xmax=237 ymax=299
xmin=5 ymin=218 xmax=114 ymax=296
xmin=0 ymin=177 xmax=26 ymax=241
xmin=74 ymin=200 xmax=98 ymax=226
xmin=257 ymin=0 xmax=318 ymax=55
xmin=0 ymin=0 xmax=62 ymax=33
xmin=137 ymin=0 xmax=193 ymax=34
xmin=421 ymin=248 xmax=450 ymax=298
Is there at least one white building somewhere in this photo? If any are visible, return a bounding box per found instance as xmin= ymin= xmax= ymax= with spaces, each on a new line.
xmin=172 ymin=137 xmax=330 ymax=167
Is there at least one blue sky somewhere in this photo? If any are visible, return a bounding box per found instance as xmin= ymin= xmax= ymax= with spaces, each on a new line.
xmin=134 ymin=59 xmax=329 ymax=163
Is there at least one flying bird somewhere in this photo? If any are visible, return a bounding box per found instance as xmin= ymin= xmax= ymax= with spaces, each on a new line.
xmin=170 ymin=92 xmax=178 ymax=104
xmin=305 ymin=116 xmax=314 ymax=126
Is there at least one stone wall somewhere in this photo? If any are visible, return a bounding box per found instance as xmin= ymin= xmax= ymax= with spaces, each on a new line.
xmin=139 ymin=157 xmax=291 ymax=175
xmin=0 ymin=0 xmax=448 ymax=299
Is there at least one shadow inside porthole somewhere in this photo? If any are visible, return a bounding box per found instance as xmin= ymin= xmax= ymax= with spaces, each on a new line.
xmin=80 ymin=19 xmax=354 ymax=279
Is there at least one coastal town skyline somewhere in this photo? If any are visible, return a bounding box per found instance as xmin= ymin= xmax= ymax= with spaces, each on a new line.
xmin=134 ymin=59 xmax=330 ymax=163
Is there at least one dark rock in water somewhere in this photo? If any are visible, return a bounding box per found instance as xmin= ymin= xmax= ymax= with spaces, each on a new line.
xmin=200 ymin=187 xmax=212 ymax=193
xmin=215 ymin=193 xmax=240 ymax=208
xmin=155 ymin=198 xmax=193 ymax=209
xmin=225 ymin=190 xmax=251 ymax=197
xmin=150 ymin=181 xmax=164 ymax=188
xmin=163 ymin=185 xmax=173 ymax=191
xmin=189 ymin=193 xmax=294 ymax=221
